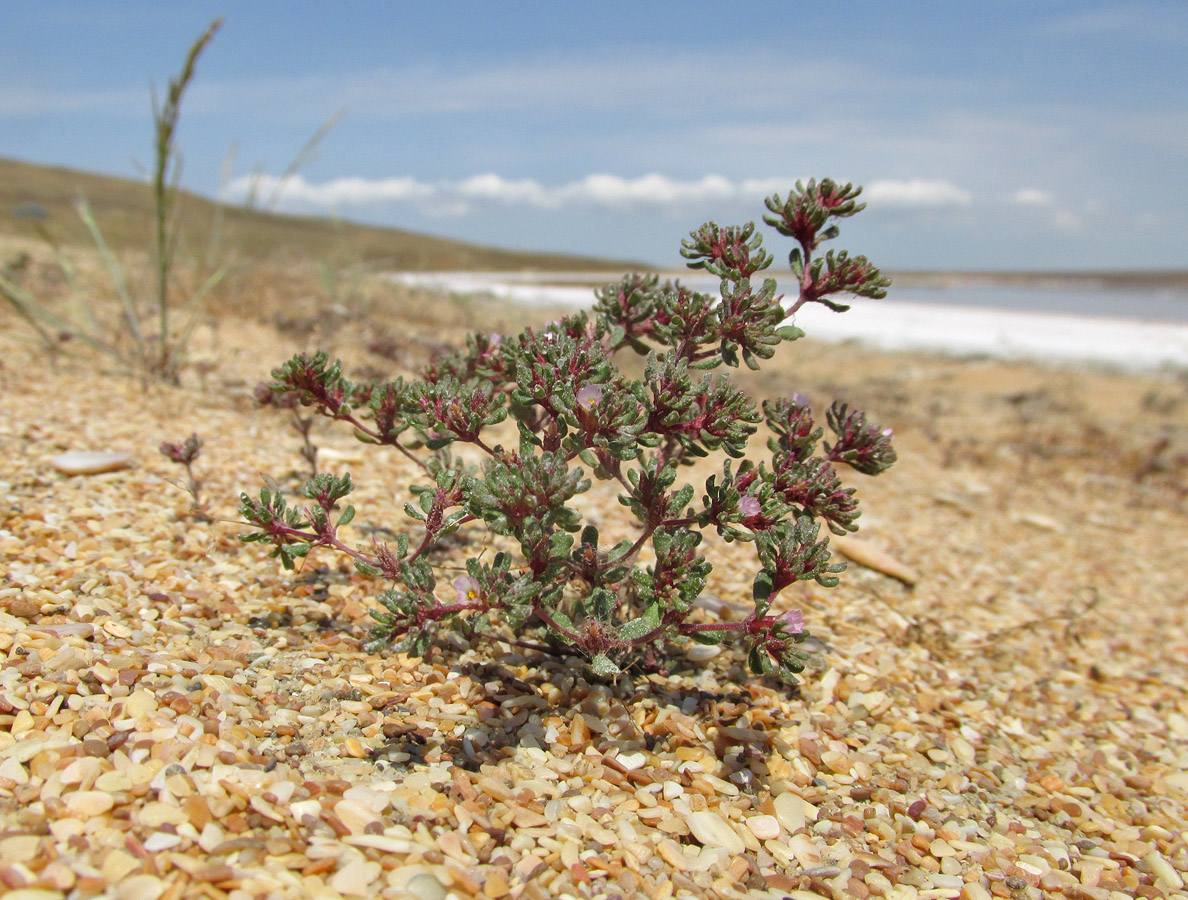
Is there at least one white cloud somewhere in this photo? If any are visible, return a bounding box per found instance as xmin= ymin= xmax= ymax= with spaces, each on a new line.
xmin=225 ymin=172 xmax=986 ymax=220
xmin=223 ymin=171 xmax=801 ymax=214
xmin=1010 ymin=188 xmax=1054 ymax=206
xmin=865 ymin=179 xmax=973 ymax=208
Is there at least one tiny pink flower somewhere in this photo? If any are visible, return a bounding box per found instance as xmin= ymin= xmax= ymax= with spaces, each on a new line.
xmin=738 ymin=495 xmax=761 ymax=519
xmin=576 ymin=384 xmax=603 ymax=410
xmin=776 ymin=608 xmax=805 ymax=634
xmin=453 ymin=575 xmax=481 ymax=603
xmin=792 ymin=392 xmax=810 ymax=408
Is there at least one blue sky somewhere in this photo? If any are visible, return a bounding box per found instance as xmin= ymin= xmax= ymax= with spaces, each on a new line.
xmin=2 ymin=2 xmax=1186 ymax=270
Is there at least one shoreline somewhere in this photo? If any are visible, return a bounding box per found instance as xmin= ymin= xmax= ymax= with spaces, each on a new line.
xmin=387 ymin=272 xmax=1188 ymax=372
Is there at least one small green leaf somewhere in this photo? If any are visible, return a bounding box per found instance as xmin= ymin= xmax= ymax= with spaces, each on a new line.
xmin=591 ymin=654 xmax=621 ymax=677
xmin=353 ymin=559 xmax=380 ymax=577
xmin=776 ymin=325 xmax=804 ymax=341
xmin=618 ymin=603 xmax=661 ymax=641
xmin=336 ymin=504 xmax=355 ymax=527
xmin=753 ymin=569 xmax=774 ymax=602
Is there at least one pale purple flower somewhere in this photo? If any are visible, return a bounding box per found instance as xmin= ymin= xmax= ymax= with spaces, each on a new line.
xmin=776 ymin=608 xmax=805 ymax=634
xmin=738 ymin=495 xmax=761 ymax=519
xmin=576 ymin=384 xmax=603 ymax=410
xmin=881 ymin=427 xmax=893 ymax=438
xmin=792 ymin=393 xmax=810 ymax=408
xmin=453 ymin=575 xmax=481 ymax=603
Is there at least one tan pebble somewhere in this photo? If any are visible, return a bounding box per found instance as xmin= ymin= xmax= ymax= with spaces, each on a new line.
xmin=190 ymin=864 xmax=234 ymax=883
xmin=662 ymin=781 xmax=684 ymax=800
xmin=788 ymin=833 xmax=824 ymax=868
xmin=929 ymin=838 xmax=956 ymax=858
xmin=0 ymin=757 xmax=29 ymax=785
xmin=484 ymin=868 xmax=510 ymax=899
xmin=961 ymin=882 xmax=992 ymax=900
xmin=831 ymin=535 xmax=919 ymax=585
xmin=446 ymin=866 xmax=481 ymax=893
xmin=125 ymin=690 xmax=158 ymax=718
xmin=0 ymin=834 xmax=43 ymax=862
xmin=820 ymin=750 xmax=850 ymax=773
xmin=686 ymin=810 xmax=745 ymax=855
xmin=65 ymin=790 xmax=114 ymax=818
xmin=746 ymin=814 xmax=781 ymax=841
xmin=182 ymin=795 xmax=212 ymax=830
xmin=60 ymin=758 xmax=101 ymax=787
xmin=1144 ymin=850 xmax=1184 ymax=890
xmin=334 ymin=799 xmax=379 ymax=834
xmin=344 ymin=737 xmax=367 ymax=759
xmin=11 ymin=710 xmax=34 ymax=735
xmin=95 ymin=771 xmax=132 ymax=793
xmin=950 ymin=736 xmax=976 ymax=765
xmin=329 ymin=858 xmax=379 ymax=897
xmin=101 ymin=849 xmax=141 ymax=882
xmin=774 ymin=792 xmax=818 ymax=833
xmin=657 ymin=839 xmax=691 ymax=870
xmin=3 ymin=891 xmax=68 ymax=900
xmin=1166 ymin=712 xmax=1188 ymax=738
xmin=115 ymin=874 xmax=163 ymax=900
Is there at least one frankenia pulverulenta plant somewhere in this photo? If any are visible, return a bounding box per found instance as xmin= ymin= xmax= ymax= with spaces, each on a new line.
xmin=239 ymin=180 xmax=895 ymax=684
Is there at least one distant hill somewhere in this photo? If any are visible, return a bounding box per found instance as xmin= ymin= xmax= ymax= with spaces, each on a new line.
xmin=0 ymin=156 xmax=642 ymax=273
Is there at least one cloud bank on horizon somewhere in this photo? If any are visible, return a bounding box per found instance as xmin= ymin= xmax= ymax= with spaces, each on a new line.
xmin=1 ymin=2 xmax=1185 ymax=269
xmin=223 ymin=173 xmax=976 ymax=216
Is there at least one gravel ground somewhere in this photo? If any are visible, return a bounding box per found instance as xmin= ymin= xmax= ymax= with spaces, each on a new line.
xmin=1 ymin=301 xmax=1187 ymax=900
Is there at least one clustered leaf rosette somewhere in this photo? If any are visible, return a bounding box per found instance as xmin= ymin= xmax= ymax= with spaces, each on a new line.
xmin=239 ymin=184 xmax=896 ymax=685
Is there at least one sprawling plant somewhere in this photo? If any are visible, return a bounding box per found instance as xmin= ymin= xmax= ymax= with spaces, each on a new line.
xmin=240 ymin=181 xmax=895 ymax=683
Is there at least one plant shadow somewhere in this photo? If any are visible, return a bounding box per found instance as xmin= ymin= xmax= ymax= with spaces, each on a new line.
xmin=367 ymin=644 xmax=811 ymax=797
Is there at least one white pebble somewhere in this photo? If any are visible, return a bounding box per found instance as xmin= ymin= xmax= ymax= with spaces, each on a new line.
xmin=51 ymin=450 xmax=132 ymax=475
xmin=746 ymin=814 xmax=782 ymax=841
xmin=774 ymin=791 xmax=817 ymax=833
xmin=685 ymin=810 xmax=745 ymax=855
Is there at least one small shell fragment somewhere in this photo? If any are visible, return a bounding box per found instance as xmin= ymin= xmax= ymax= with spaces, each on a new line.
xmin=51 ymin=450 xmax=132 ymax=475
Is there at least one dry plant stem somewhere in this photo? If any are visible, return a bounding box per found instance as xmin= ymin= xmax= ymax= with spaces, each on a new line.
xmin=153 ymin=17 xmax=223 ymax=377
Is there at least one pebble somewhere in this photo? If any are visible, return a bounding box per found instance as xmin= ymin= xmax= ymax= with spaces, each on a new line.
xmin=617 ymin=751 xmax=647 ymax=771
xmin=65 ymin=791 xmax=115 ymax=818
xmin=116 ymin=874 xmax=163 ymax=900
xmin=831 ymin=535 xmax=920 ymax=585
xmin=329 ymin=858 xmax=380 ymax=897
xmin=746 ymin=815 xmax=782 ymax=841
xmin=404 ymin=873 xmax=448 ymax=900
xmin=774 ymin=792 xmax=818 ymax=833
xmin=50 ymin=450 xmax=132 ymax=475
xmin=685 ymin=811 xmax=745 ymax=855
xmin=787 ymin=833 xmax=824 ymax=868
xmin=1144 ymin=850 xmax=1184 ymax=890
xmin=142 ymin=832 xmax=182 ymax=852
xmin=686 ymin=644 xmax=722 ymax=661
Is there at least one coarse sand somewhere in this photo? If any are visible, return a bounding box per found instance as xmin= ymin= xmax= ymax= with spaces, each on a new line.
xmin=1 ymin=299 xmax=1186 ymax=900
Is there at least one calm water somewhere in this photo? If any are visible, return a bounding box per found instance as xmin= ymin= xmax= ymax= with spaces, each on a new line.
xmin=387 ymin=271 xmax=1188 ymax=369
xmin=393 ymin=270 xmax=1188 ymax=324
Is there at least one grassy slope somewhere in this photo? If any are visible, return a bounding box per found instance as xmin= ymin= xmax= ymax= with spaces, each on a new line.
xmin=0 ymin=156 xmax=641 ymax=273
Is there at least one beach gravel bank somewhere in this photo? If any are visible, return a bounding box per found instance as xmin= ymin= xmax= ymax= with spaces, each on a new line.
xmin=0 ymin=308 xmax=1185 ymax=900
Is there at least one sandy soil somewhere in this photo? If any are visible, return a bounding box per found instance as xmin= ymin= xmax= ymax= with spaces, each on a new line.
xmin=1 ymin=292 xmax=1187 ymax=900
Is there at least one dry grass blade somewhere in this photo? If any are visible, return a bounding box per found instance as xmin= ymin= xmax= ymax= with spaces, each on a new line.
xmin=151 ymin=17 xmax=224 ymax=377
